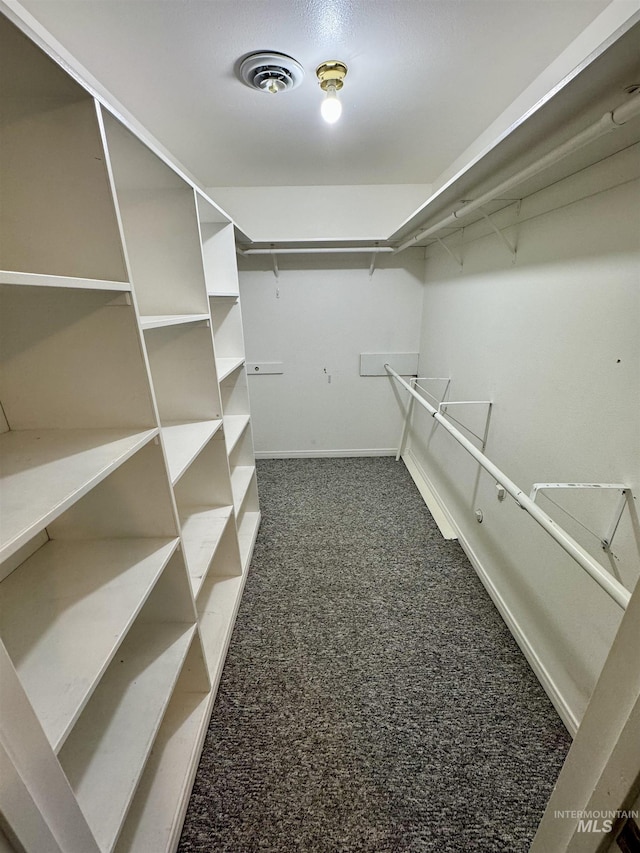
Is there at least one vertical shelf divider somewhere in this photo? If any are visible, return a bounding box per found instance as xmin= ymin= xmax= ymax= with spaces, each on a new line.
xmin=0 ymin=12 xmax=260 ymax=853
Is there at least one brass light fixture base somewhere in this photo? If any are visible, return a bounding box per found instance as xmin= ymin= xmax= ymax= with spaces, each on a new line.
xmin=316 ymin=60 xmax=348 ymax=92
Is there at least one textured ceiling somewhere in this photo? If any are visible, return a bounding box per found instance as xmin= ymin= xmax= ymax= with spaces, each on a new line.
xmin=19 ymin=0 xmax=613 ymax=187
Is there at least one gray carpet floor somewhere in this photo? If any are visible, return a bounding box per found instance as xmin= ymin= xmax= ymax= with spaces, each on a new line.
xmin=178 ymin=457 xmax=571 ymax=853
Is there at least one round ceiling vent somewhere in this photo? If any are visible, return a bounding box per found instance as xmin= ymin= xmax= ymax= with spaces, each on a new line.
xmin=239 ymin=52 xmax=304 ymax=94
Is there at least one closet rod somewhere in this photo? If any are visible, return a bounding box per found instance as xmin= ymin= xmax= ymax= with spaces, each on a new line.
xmin=238 ymin=247 xmax=394 ymax=255
xmin=385 ymin=364 xmax=630 ymax=611
xmin=394 ymin=91 xmax=640 ymax=254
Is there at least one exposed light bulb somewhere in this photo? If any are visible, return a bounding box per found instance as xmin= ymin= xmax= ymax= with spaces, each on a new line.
xmin=316 ymin=61 xmax=347 ymax=124
xmin=321 ymin=83 xmax=342 ymax=124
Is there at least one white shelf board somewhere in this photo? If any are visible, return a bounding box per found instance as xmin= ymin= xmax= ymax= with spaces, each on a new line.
xmin=238 ymin=511 xmax=261 ymax=573
xmin=140 ymin=314 xmax=210 ymax=330
xmin=0 ymin=428 xmax=158 ymax=563
xmin=0 ymin=537 xmax=179 ymax=753
xmin=230 ymin=465 xmax=255 ymax=514
xmin=198 ymin=575 xmax=244 ymax=680
xmin=0 ymin=270 xmax=131 ymax=291
xmin=216 ymin=356 xmax=245 ymax=382
xmin=115 ymin=688 xmax=210 ymax=853
xmin=178 ymin=504 xmax=233 ymax=597
xmin=195 ymin=190 xmax=233 ymax=226
xmin=207 ymin=291 xmax=238 ymax=299
xmin=59 ymin=622 xmax=196 ymax=853
xmin=161 ymin=420 xmax=222 ymax=484
xmin=223 ymin=414 xmax=250 ymax=454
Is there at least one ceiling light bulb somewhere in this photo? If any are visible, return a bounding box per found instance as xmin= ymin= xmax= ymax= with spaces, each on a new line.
xmin=321 ymin=84 xmax=342 ymax=124
xmin=316 ymin=60 xmax=347 ymax=124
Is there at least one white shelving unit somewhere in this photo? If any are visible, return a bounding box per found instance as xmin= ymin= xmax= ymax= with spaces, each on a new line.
xmin=0 ymin=12 xmax=260 ymax=853
xmin=218 ymin=356 xmax=260 ymax=569
xmin=216 ymin=354 xmax=247 ymax=382
xmin=0 ymin=536 xmax=180 ymax=751
xmin=197 ymin=202 xmax=241 ymax=299
xmin=161 ymin=420 xmax=224 ymax=485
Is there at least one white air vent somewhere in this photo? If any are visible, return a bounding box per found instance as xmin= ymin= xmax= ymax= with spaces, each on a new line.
xmin=239 ymin=52 xmax=304 ymax=94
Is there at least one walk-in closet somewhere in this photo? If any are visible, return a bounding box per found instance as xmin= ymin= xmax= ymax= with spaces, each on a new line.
xmin=1 ymin=2 xmax=639 ymax=852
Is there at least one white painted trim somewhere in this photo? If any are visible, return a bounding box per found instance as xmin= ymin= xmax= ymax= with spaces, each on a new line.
xmin=402 ymin=449 xmax=458 ymax=540
xmin=401 ymin=448 xmax=579 ymax=736
xmin=456 ymin=525 xmax=579 ymax=736
xmin=392 ymin=3 xmax=640 ymax=239
xmin=0 ymin=0 xmax=238 ymax=231
xmin=255 ymin=448 xmax=398 ymax=459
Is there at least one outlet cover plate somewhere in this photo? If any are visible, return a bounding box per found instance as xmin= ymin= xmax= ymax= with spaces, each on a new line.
xmin=246 ymin=361 xmax=283 ymax=375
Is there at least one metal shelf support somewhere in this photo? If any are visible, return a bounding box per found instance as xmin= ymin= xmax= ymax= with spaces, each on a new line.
xmin=385 ymin=363 xmax=631 ymax=610
xmin=438 ymin=400 xmax=493 ymax=450
xmin=433 ymin=236 xmax=463 ymax=270
xmin=369 ymin=245 xmax=379 ymax=278
xmin=413 ymin=377 xmax=451 ymax=404
xmin=479 ymin=208 xmax=517 ymax=260
xmin=529 ymin=483 xmax=631 ymax=551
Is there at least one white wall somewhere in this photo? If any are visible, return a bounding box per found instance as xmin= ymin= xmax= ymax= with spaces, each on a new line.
xmin=208 ymin=184 xmax=432 ymax=242
xmin=430 ymin=0 xmax=640 ymax=196
xmin=404 ymin=151 xmax=640 ymax=731
xmin=238 ymin=252 xmax=425 ymax=456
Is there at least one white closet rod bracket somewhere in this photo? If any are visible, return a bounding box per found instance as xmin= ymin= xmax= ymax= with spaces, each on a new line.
xmin=394 ymin=92 xmax=640 ymax=254
xmin=479 ymin=208 xmax=517 ymax=261
xmin=529 ymin=483 xmax=630 ymax=551
xmin=395 ymin=376 xmax=417 ymax=462
xmin=438 ymin=400 xmax=493 ymax=449
xmin=237 ymin=245 xmax=280 ymax=277
xmin=369 ymin=245 xmax=379 ymax=278
xmin=385 ymin=363 xmax=631 ymax=610
xmin=438 ymin=400 xmax=492 ymax=410
xmin=433 ymin=236 xmax=463 ymax=269
xmin=413 ymin=377 xmax=452 ymax=407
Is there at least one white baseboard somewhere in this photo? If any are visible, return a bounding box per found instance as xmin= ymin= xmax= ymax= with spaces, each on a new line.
xmin=458 ymin=532 xmax=579 ymax=736
xmin=402 ymin=449 xmax=458 ymax=539
xmin=255 ymin=448 xmax=398 ymax=459
xmin=402 ymin=448 xmax=579 ymax=736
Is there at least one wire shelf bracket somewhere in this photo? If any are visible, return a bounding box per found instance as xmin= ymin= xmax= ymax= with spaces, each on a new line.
xmin=369 ymin=249 xmax=378 ymax=278
xmin=433 ymin=236 xmax=463 ymax=270
xmin=438 ymin=400 xmax=493 ymax=450
xmin=529 ymin=483 xmax=631 ymax=551
xmin=398 ymin=377 xmax=452 ymax=460
xmin=479 ymin=207 xmax=518 ymax=261
xmin=385 ymin=363 xmax=631 ymax=610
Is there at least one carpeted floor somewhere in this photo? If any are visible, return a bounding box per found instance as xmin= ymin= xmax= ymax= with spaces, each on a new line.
xmin=178 ymin=457 xmax=571 ymax=853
